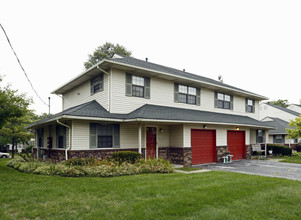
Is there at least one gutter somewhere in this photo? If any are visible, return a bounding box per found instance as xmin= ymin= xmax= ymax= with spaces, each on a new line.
xmin=56 ymin=120 xmax=71 ymax=161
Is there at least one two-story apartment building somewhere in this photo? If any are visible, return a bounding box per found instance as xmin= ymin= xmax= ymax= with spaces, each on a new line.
xmin=27 ymin=55 xmax=273 ymax=166
xmin=259 ymin=103 xmax=301 ymax=145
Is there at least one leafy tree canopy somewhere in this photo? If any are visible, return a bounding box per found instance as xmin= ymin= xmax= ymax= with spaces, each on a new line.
xmin=84 ymin=42 xmax=132 ymax=70
xmin=287 ymin=116 xmax=301 ymax=139
xmin=0 ymin=76 xmax=32 ymax=127
xmin=267 ymin=99 xmax=289 ymax=108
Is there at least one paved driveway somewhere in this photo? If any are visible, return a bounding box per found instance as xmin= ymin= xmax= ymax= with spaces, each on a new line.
xmin=195 ymin=160 xmax=301 ymax=181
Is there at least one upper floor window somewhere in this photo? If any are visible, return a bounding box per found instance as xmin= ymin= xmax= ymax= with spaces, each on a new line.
xmin=126 ymin=73 xmax=150 ymax=99
xmin=91 ymin=74 xmax=104 ymax=95
xmin=174 ymin=83 xmax=200 ymax=105
xmin=132 ymin=75 xmax=145 ymax=97
xmin=246 ymin=98 xmax=255 ymax=113
xmin=215 ymin=92 xmax=233 ymax=110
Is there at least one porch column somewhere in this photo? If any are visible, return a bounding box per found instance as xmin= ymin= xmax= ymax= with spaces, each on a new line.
xmin=265 ymin=129 xmax=268 ymax=157
xmin=138 ymin=123 xmax=142 ymax=154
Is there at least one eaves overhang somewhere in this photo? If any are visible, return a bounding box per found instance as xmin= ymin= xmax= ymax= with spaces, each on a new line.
xmin=52 ymin=58 xmax=268 ymax=100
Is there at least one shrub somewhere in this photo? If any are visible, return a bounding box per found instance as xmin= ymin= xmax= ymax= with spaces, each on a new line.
xmin=268 ymin=144 xmax=292 ymax=156
xmin=65 ymin=158 xmax=100 ymax=167
xmin=111 ymin=151 xmax=141 ymax=164
xmin=7 ymin=158 xmax=174 ymax=177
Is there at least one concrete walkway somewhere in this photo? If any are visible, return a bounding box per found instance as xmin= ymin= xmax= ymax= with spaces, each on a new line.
xmin=194 ymin=159 xmax=301 ymax=181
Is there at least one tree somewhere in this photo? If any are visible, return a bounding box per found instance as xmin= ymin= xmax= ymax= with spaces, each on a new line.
xmin=287 ymin=116 xmax=301 ymax=139
xmin=0 ymin=76 xmax=32 ymax=127
xmin=0 ymin=76 xmax=33 ymax=157
xmin=267 ymin=99 xmax=289 ymax=108
xmin=84 ymin=42 xmax=132 ymax=69
xmin=0 ymin=114 xmax=34 ymax=158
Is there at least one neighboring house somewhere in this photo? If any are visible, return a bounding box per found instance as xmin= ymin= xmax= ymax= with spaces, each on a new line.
xmin=259 ymin=103 xmax=300 ymax=122
xmin=287 ymin=104 xmax=301 ymax=114
xmin=261 ymin=117 xmax=299 ymax=145
xmin=26 ymin=55 xmax=273 ymax=166
xmin=259 ymin=103 xmax=301 ymax=146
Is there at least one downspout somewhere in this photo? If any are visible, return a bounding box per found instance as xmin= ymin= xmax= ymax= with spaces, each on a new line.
xmin=96 ymin=65 xmax=111 ymax=112
xmin=57 ymin=120 xmax=71 ymax=161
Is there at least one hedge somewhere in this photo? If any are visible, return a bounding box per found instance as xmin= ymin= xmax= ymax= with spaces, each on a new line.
xmin=7 ymin=158 xmax=174 ymax=177
xmin=111 ymin=151 xmax=141 ymax=164
xmin=268 ymin=144 xmax=292 ymax=156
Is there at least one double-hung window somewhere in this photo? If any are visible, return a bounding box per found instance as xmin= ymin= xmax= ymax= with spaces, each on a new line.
xmin=132 ymin=75 xmax=145 ymax=97
xmin=125 ymin=73 xmax=150 ymax=99
xmin=91 ymin=74 xmax=104 ymax=95
xmin=215 ymin=92 xmax=233 ymax=110
xmin=174 ymin=83 xmax=200 ymax=105
xmin=246 ymin=98 xmax=255 ymax=113
xmin=256 ymin=130 xmax=265 ymax=143
xmin=56 ymin=125 xmax=66 ymax=149
xmin=90 ymin=123 xmax=120 ymax=149
xmin=37 ymin=128 xmax=44 ymax=148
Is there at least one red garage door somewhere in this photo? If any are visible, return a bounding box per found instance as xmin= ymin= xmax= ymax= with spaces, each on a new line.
xmin=191 ymin=129 xmax=216 ymax=165
xmin=227 ymin=131 xmax=245 ymax=160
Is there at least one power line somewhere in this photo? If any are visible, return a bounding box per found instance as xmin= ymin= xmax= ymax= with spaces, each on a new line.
xmin=0 ymin=23 xmax=49 ymax=107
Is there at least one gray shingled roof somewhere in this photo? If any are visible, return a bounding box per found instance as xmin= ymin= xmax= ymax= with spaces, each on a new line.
xmin=262 ymin=117 xmax=293 ymax=135
xmin=108 ymin=55 xmax=265 ymax=98
xmin=27 ymin=100 xmax=273 ymax=129
xmin=267 ymin=104 xmax=300 ymax=117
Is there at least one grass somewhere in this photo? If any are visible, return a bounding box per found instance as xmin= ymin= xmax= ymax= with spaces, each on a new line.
xmin=278 ymin=156 xmax=301 ymax=164
xmin=176 ymin=167 xmax=202 ymax=171
xmin=1 ymin=158 xmax=301 ymax=219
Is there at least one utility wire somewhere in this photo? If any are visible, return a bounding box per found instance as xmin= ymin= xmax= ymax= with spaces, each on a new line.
xmin=0 ymin=23 xmax=49 ymax=107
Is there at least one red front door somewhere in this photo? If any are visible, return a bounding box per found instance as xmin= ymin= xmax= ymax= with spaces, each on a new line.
xmin=227 ymin=131 xmax=246 ymax=160
xmin=146 ymin=127 xmax=156 ymax=158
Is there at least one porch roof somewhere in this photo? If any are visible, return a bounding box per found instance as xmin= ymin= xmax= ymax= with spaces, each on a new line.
xmin=26 ymin=100 xmax=275 ymax=129
xmin=261 ymin=117 xmax=291 ymax=135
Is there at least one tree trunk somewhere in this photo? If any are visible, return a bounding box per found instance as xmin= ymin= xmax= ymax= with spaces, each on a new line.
xmin=12 ymin=137 xmax=15 ymax=158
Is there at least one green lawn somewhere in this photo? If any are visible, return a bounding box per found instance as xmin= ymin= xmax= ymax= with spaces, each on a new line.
xmin=1 ymin=159 xmax=301 ymax=219
xmin=279 ymin=156 xmax=301 ymax=164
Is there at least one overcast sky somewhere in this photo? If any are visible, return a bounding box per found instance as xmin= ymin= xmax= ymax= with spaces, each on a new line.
xmin=1 ymin=0 xmax=300 ymax=114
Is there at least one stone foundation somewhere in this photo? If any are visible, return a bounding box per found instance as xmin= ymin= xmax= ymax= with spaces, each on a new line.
xmin=216 ymin=145 xmax=228 ymax=163
xmin=33 ymin=147 xmax=192 ymax=166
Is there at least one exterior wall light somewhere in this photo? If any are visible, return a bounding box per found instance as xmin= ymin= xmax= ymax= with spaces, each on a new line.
xmin=235 ymin=127 xmax=240 ymax=130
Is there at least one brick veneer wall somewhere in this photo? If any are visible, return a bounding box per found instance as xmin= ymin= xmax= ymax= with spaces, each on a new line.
xmin=33 ymin=147 xmax=193 ymax=166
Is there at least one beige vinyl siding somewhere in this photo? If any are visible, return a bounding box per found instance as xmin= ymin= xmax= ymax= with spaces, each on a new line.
xmin=259 ymin=103 xmax=298 ymax=122
xmin=158 ymin=125 xmax=169 ymax=147
xmin=169 ymin=125 xmax=184 ymax=147
xmin=72 ymin=121 xmax=89 ymax=150
xmin=110 ymin=69 xmax=260 ymax=119
xmin=120 ymin=123 xmax=140 ymax=148
xmin=63 ymin=74 xmax=108 ymax=110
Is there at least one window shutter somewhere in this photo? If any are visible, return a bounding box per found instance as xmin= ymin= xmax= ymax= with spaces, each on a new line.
xmin=100 ymin=73 xmax=104 ymax=91
xmin=63 ymin=126 xmax=67 ymax=149
xmin=245 ymin=98 xmax=248 ymax=112
xmin=196 ymin=88 xmax=200 ymax=106
xmin=214 ymin=92 xmax=218 ymax=108
xmin=90 ymin=123 xmax=97 ymax=149
xmin=125 ymin=73 xmax=132 ymax=96
xmin=144 ymin=77 xmax=150 ymax=99
xmin=174 ymin=83 xmax=179 ymax=103
xmin=253 ymin=100 xmax=255 ymax=113
xmin=273 ymin=135 xmax=276 ymax=143
xmin=56 ymin=125 xmax=59 ymax=148
xmin=230 ymin=95 xmax=234 ymax=110
xmin=113 ymin=124 xmax=120 ymax=148
xmin=90 ymin=79 xmax=94 ymax=94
